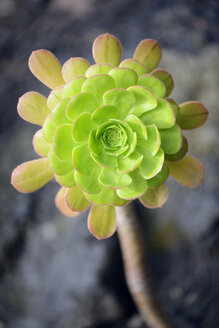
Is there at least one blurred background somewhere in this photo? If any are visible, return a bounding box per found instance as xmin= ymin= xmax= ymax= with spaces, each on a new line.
xmin=0 ymin=0 xmax=218 ymax=327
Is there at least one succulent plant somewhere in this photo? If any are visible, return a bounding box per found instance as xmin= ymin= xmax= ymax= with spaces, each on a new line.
xmin=11 ymin=33 xmax=208 ymax=239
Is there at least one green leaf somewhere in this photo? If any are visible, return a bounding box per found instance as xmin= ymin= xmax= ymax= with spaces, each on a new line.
xmin=33 ymin=129 xmax=51 ymax=157
xmin=62 ymin=57 xmax=90 ymax=83
xmin=99 ymin=167 xmax=132 ymax=189
xmin=138 ymin=74 xmax=166 ymax=98
xmin=137 ymin=124 xmax=160 ymax=156
xmin=73 ymin=143 xmax=97 ymax=176
xmin=119 ymin=58 xmax=146 ymax=76
xmin=11 ymin=158 xmax=53 ymax=193
xmin=62 ymin=76 xmax=87 ymax=98
xmin=65 ymin=185 xmax=90 ymax=212
xmin=66 ymin=92 xmax=98 ymax=120
xmin=165 ymin=136 xmax=188 ymax=161
xmin=128 ymin=86 xmax=157 ymax=117
xmin=152 ymin=69 xmax=174 ymax=97
xmin=17 ymin=91 xmax=50 ymax=126
xmin=91 ymin=104 xmax=118 ymax=125
xmin=88 ymin=205 xmax=116 ymax=239
xmin=28 ymin=50 xmax=64 ymax=89
xmin=117 ymin=169 xmax=147 ymax=199
xmin=140 ymin=184 xmax=168 ymax=208
xmin=112 ymin=193 xmax=130 ymax=206
xmin=82 ymin=74 xmax=115 ymax=105
xmin=53 ymin=124 xmax=75 ymax=160
xmin=166 ymin=98 xmax=180 ymax=123
xmin=147 ymin=162 xmax=169 ymax=188
xmin=47 ymin=86 xmax=63 ymax=110
xmin=109 ymin=67 xmax=138 ymax=89
xmin=42 ymin=116 xmax=56 ymax=143
xmin=117 ymin=151 xmax=143 ymax=173
xmin=55 ymin=170 xmax=76 ymax=188
xmin=167 ymin=155 xmax=205 ymax=188
xmin=159 ymin=124 xmax=183 ymax=154
xmin=72 ymin=112 xmax=95 ymax=142
xmin=51 ymin=98 xmax=73 ymax=126
xmin=179 ymin=101 xmax=208 ymax=130
xmin=92 ymin=33 xmax=122 ymax=66
xmin=91 ymin=152 xmax=117 ymax=167
xmin=55 ymin=187 xmax=79 ymax=217
xmin=85 ymin=187 xmax=115 ymax=205
xmin=139 ymin=148 xmax=164 ymax=179
xmin=125 ymin=114 xmax=147 ymax=140
xmin=86 ymin=63 xmax=114 ymax=78
xmin=75 ymin=166 xmax=102 ymax=194
xmin=140 ymin=98 xmax=175 ymax=129
xmin=48 ymin=147 xmax=73 ymax=175
xmin=133 ymin=39 xmax=162 ymax=73
xmin=103 ymin=89 xmax=135 ymax=119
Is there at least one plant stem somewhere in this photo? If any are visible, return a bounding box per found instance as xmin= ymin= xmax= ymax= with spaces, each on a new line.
xmin=116 ymin=203 xmax=177 ymax=328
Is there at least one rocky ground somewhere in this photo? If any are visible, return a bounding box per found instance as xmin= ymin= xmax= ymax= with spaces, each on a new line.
xmin=0 ymin=0 xmax=219 ymax=327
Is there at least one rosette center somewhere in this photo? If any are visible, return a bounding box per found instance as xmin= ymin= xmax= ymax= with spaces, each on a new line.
xmin=101 ymin=125 xmax=126 ymax=149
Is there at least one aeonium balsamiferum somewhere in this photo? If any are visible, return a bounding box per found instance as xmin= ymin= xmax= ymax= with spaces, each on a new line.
xmin=11 ymin=33 xmax=208 ymax=240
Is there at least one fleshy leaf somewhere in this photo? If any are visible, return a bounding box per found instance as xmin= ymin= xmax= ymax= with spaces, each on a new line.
xmin=73 ymin=143 xmax=97 ymax=176
xmin=152 ymin=69 xmax=174 ymax=97
xmin=53 ymin=124 xmax=75 ymax=160
xmin=48 ymin=147 xmax=73 ymax=175
xmin=75 ymin=166 xmax=102 ymax=194
xmin=92 ymin=33 xmax=122 ymax=66
xmin=65 ymin=185 xmax=90 ymax=212
xmin=17 ymin=92 xmax=50 ymax=126
xmin=42 ymin=116 xmax=56 ymax=143
xmin=166 ymin=98 xmax=180 ymax=123
xmin=62 ymin=76 xmax=87 ymax=98
xmin=140 ymin=184 xmax=168 ymax=208
xmin=72 ymin=112 xmax=95 ymax=142
xmin=91 ymin=104 xmax=118 ymax=125
xmin=147 ymin=162 xmax=169 ymax=188
xmin=138 ymin=74 xmax=166 ymax=98
xmin=88 ymin=205 xmax=116 ymax=240
xmin=128 ymin=86 xmax=157 ymax=117
xmin=179 ymin=101 xmax=208 ymax=130
xmin=119 ymin=58 xmax=146 ymax=76
xmin=165 ymin=136 xmax=188 ymax=161
xmin=11 ymin=158 xmax=53 ymax=193
xmin=99 ymin=167 xmax=132 ymax=189
xmin=86 ymin=63 xmax=114 ymax=78
xmin=125 ymin=115 xmax=147 ymax=140
xmin=117 ymin=169 xmax=147 ymax=199
xmin=117 ymin=151 xmax=143 ymax=173
xmin=103 ymin=89 xmax=135 ymax=119
xmin=82 ymin=74 xmax=115 ymax=105
xmin=66 ymin=92 xmax=98 ymax=120
xmin=55 ymin=170 xmax=76 ymax=188
xmin=85 ymin=187 xmax=115 ymax=205
xmin=159 ymin=124 xmax=183 ymax=154
xmin=28 ymin=50 xmax=64 ymax=88
xmin=109 ymin=67 xmax=138 ymax=89
xmin=139 ymin=148 xmax=164 ymax=179
xmin=62 ymin=57 xmax=90 ymax=83
xmin=33 ymin=129 xmax=50 ymax=157
xmin=55 ymin=187 xmax=79 ymax=217
xmin=167 ymin=155 xmax=205 ymax=188
xmin=51 ymin=98 xmax=73 ymax=126
xmin=137 ymin=124 xmax=160 ymax=156
xmin=140 ymin=98 xmax=175 ymax=129
xmin=47 ymin=86 xmax=63 ymax=110
xmin=133 ymin=39 xmax=162 ymax=73
xmin=112 ymin=193 xmax=130 ymax=206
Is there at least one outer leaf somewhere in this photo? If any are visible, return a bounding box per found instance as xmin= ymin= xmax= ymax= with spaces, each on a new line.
xmin=137 ymin=124 xmax=160 ymax=156
xmin=55 ymin=187 xmax=79 ymax=217
xmin=17 ymin=92 xmax=50 ymax=126
xmin=75 ymin=166 xmax=102 ymax=194
xmin=139 ymin=148 xmax=164 ymax=179
xmin=138 ymin=74 xmax=166 ymax=98
xmin=55 ymin=170 xmax=76 ymax=188
xmin=66 ymin=92 xmax=98 ymax=120
xmin=62 ymin=76 xmax=87 ymax=98
xmin=53 ymin=124 xmax=75 ymax=160
xmin=166 ymin=98 xmax=180 ymax=123
xmin=152 ymin=69 xmax=174 ymax=97
xmin=133 ymin=39 xmax=162 ymax=73
xmin=179 ymin=101 xmax=208 ymax=130
xmin=51 ymin=98 xmax=73 ymax=126
xmin=167 ymin=155 xmax=205 ymax=188
xmin=147 ymin=162 xmax=169 ymax=188
xmin=88 ymin=205 xmax=116 ymax=240
xmin=84 ymin=187 xmax=115 ymax=205
xmin=42 ymin=116 xmax=56 ymax=143
xmin=47 ymin=86 xmax=63 ymax=110
xmin=119 ymin=58 xmax=146 ymax=76
xmin=159 ymin=124 xmax=183 ymax=154
xmin=99 ymin=167 xmax=132 ymax=189
xmin=128 ymin=86 xmax=157 ymax=117
xmin=116 ymin=169 xmax=147 ymax=199
xmin=109 ymin=67 xmax=138 ymax=89
xmin=62 ymin=57 xmax=90 ymax=82
xmin=103 ymin=89 xmax=135 ymax=119
xmin=165 ymin=136 xmax=188 ymax=161
xmin=28 ymin=50 xmax=64 ymax=88
xmin=86 ymin=63 xmax=114 ymax=78
xmin=65 ymin=185 xmax=90 ymax=212
xmin=48 ymin=147 xmax=73 ymax=175
xmin=33 ymin=129 xmax=50 ymax=157
xmin=140 ymin=184 xmax=168 ymax=208
xmin=73 ymin=143 xmax=97 ymax=176
xmin=11 ymin=158 xmax=53 ymax=193
xmin=92 ymin=33 xmax=122 ymax=66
